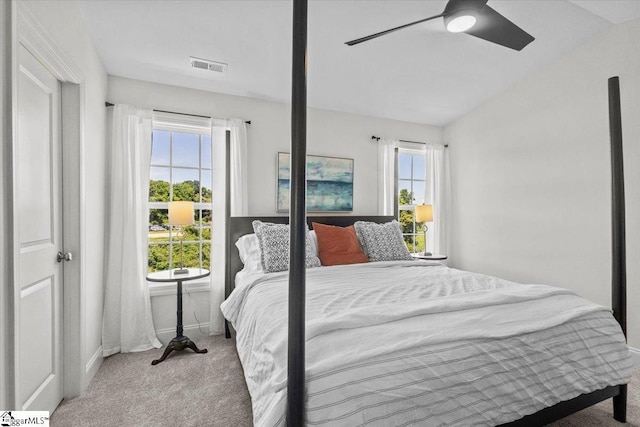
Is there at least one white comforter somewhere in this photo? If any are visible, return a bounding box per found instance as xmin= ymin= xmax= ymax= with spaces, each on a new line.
xmin=221 ymin=261 xmax=632 ymax=426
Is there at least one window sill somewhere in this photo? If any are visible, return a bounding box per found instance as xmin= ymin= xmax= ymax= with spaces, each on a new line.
xmin=148 ymin=277 xmax=211 ymax=297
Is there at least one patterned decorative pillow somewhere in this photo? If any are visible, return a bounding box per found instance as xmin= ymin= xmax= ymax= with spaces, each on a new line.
xmin=252 ymin=220 xmax=321 ymax=273
xmin=354 ymin=220 xmax=413 ymax=262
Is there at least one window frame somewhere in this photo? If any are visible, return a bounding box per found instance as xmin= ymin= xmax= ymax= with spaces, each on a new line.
xmin=396 ymin=146 xmax=428 ymax=253
xmin=147 ymin=113 xmax=213 ymax=273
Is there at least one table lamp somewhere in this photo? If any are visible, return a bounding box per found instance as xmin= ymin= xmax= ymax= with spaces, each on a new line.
xmin=415 ymin=204 xmax=433 ymax=256
xmin=168 ymin=201 xmax=194 ymax=274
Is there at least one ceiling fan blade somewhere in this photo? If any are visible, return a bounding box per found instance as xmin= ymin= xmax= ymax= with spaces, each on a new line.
xmin=465 ymin=5 xmax=534 ymax=51
xmin=345 ymin=13 xmax=444 ymax=46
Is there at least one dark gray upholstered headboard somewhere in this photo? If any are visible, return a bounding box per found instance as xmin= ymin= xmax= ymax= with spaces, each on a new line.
xmin=225 ymin=215 xmax=394 ymax=299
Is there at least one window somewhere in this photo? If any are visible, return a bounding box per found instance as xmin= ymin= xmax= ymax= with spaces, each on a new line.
xmin=147 ymin=118 xmax=212 ymax=272
xmin=397 ymin=149 xmax=427 ymax=253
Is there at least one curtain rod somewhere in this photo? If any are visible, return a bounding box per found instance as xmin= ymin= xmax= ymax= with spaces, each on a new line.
xmin=105 ymin=102 xmax=251 ymax=125
xmin=371 ymin=135 xmax=448 ymax=148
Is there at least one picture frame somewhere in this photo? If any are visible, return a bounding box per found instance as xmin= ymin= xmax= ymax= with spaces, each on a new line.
xmin=277 ymin=152 xmax=354 ymax=212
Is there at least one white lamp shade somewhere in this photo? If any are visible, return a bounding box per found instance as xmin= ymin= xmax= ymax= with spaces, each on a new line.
xmin=168 ymin=201 xmax=195 ymax=226
xmin=415 ymin=204 xmax=433 ymax=223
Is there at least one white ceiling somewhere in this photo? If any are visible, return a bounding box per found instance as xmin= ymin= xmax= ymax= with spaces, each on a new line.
xmin=75 ymin=0 xmax=640 ymax=126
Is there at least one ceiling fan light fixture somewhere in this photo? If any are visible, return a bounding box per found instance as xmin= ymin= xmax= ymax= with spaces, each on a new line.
xmin=444 ymin=10 xmax=477 ymax=33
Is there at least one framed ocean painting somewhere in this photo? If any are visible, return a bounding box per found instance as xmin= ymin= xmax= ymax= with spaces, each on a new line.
xmin=277 ymin=152 xmax=354 ymax=212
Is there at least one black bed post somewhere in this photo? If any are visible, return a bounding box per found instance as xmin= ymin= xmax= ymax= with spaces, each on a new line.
xmin=225 ymin=130 xmax=232 ymax=339
xmin=608 ymin=76 xmax=627 ymax=423
xmin=288 ymin=0 xmax=308 ymax=425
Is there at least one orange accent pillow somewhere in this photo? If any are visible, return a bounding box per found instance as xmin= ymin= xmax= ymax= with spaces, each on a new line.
xmin=312 ymin=222 xmax=369 ymax=266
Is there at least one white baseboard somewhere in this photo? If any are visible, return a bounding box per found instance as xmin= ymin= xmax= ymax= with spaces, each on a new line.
xmin=84 ymin=345 xmax=103 ymax=389
xmin=155 ymin=323 xmax=210 ymax=345
xmin=629 ymin=346 xmax=640 ymax=371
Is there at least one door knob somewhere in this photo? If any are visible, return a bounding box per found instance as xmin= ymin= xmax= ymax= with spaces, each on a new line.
xmin=57 ymin=251 xmax=73 ymax=262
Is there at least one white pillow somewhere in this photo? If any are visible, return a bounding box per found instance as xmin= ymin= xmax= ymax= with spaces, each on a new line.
xmin=235 ymin=233 xmax=263 ymax=272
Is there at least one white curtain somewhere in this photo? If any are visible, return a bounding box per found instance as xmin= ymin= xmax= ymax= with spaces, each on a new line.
xmin=209 ymin=118 xmax=248 ymax=334
xmin=378 ymin=139 xmax=398 ymax=215
xmin=229 ymin=119 xmax=248 ymax=216
xmin=424 ymin=144 xmax=447 ymax=255
xmin=103 ymin=104 xmax=161 ymax=356
xmin=213 ymin=118 xmax=248 ymax=216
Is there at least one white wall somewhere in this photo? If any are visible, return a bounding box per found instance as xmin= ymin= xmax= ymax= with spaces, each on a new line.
xmin=108 ymin=75 xmax=443 ymax=336
xmin=21 ymin=0 xmax=108 ymax=388
xmin=446 ymin=19 xmax=640 ymax=348
xmin=108 ymin=76 xmax=443 ymax=215
xmin=150 ymin=283 xmax=211 ymax=345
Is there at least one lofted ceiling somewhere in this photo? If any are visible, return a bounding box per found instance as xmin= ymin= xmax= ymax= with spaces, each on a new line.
xmin=75 ymin=0 xmax=640 ymax=126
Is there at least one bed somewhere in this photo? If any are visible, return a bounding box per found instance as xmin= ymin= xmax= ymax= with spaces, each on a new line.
xmin=222 ymin=215 xmax=632 ymax=426
xmin=221 ymin=7 xmax=631 ymax=423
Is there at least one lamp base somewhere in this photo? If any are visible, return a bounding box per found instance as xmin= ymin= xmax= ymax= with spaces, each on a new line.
xmin=173 ymin=268 xmax=189 ymax=275
xmin=422 ymin=251 xmax=432 ymax=256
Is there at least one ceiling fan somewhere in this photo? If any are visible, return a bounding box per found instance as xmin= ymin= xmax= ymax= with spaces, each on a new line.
xmin=345 ymin=0 xmax=534 ymax=51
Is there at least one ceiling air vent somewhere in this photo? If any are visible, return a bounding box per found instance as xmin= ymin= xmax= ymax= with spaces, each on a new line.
xmin=190 ymin=57 xmax=228 ymax=75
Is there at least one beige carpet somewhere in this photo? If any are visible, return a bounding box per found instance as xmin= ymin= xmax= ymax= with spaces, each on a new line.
xmin=51 ymin=336 xmax=252 ymax=427
xmin=51 ymin=336 xmax=638 ymax=426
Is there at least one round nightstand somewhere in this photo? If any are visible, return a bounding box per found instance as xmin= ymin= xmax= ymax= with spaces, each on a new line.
xmin=411 ymin=254 xmax=448 ymax=261
xmin=147 ymin=268 xmax=210 ymax=365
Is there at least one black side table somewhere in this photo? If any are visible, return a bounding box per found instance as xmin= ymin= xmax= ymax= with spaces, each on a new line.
xmin=147 ymin=268 xmax=210 ymax=365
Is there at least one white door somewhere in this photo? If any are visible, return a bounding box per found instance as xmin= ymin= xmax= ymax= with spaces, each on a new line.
xmin=15 ymin=43 xmax=63 ymax=412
